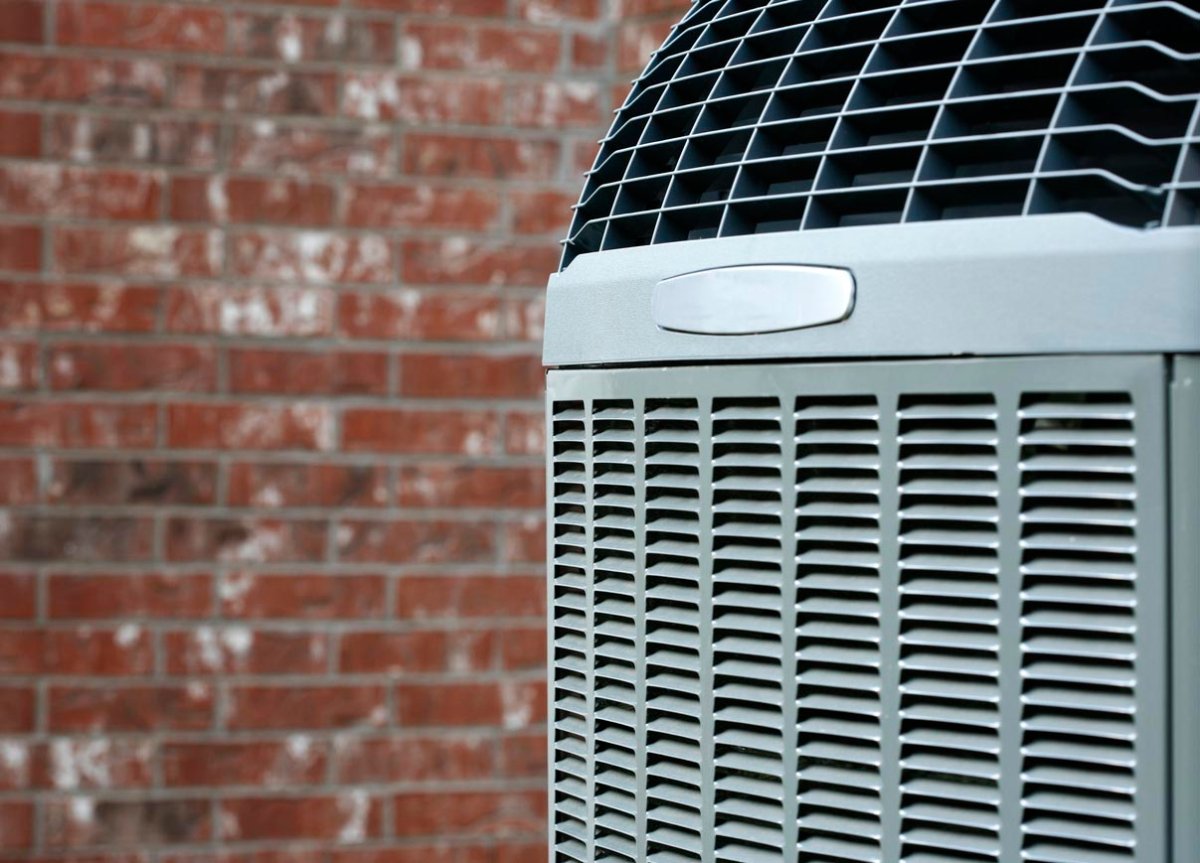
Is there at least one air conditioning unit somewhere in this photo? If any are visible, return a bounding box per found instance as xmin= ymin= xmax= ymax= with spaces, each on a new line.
xmin=543 ymin=2 xmax=1200 ymax=862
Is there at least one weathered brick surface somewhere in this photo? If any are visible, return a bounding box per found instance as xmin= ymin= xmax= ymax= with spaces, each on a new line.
xmin=0 ymin=0 xmax=686 ymax=857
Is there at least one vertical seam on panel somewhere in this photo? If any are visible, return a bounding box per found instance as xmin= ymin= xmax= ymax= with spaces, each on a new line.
xmin=634 ymin=399 xmax=648 ymax=862
xmin=585 ymin=398 xmax=596 ymax=863
xmin=699 ymin=399 xmax=716 ymax=862
xmin=997 ymin=387 xmax=1024 ymax=863
xmin=779 ymin=388 xmax=800 ymax=857
xmin=877 ymin=389 xmax=902 ymax=863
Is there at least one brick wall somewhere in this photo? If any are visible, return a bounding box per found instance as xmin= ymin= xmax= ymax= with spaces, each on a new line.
xmin=0 ymin=0 xmax=686 ymax=858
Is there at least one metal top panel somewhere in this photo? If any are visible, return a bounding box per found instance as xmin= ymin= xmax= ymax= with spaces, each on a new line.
xmin=543 ymin=214 xmax=1200 ymax=367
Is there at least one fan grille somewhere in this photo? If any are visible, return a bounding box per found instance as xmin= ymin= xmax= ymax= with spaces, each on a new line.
xmin=562 ymin=0 xmax=1200 ymax=268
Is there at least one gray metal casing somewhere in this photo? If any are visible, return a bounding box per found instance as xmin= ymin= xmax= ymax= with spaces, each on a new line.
xmin=544 ymin=216 xmax=1200 ymax=863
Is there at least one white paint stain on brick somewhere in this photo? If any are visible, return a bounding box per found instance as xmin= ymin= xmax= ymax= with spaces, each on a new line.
xmin=0 ymin=741 xmax=29 ymax=785
xmin=194 ymin=626 xmax=222 ymax=670
xmin=222 ymin=626 xmax=254 ymax=659
xmin=0 ymin=345 xmax=24 ymax=389
xmin=338 ymin=789 xmax=369 ymax=844
xmin=70 ymin=795 xmax=95 ymax=826
xmin=343 ymin=73 xmax=400 ymax=121
xmin=219 ymin=571 xmax=256 ymax=607
xmin=114 ymin=623 xmax=141 ymax=648
xmin=500 ymin=682 xmax=536 ymax=730
xmin=278 ymin=15 xmax=303 ymax=63
xmin=399 ymin=35 xmax=423 ymax=69
xmin=206 ymin=176 xmax=229 ymax=222
xmin=51 ymin=739 xmax=111 ymax=790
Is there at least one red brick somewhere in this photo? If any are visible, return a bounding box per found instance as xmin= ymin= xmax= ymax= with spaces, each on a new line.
xmin=0 ymin=225 xmax=41 ymax=272
xmin=517 ymin=0 xmax=602 ymax=21
xmin=164 ymin=628 xmax=329 ymax=676
xmin=477 ymin=26 xmax=560 ymax=73
xmin=47 ymin=114 xmax=219 ymax=167
xmin=0 ymin=280 xmax=160 ymax=333
xmin=333 ymin=848 xmax=494 ymax=863
xmin=230 ymin=12 xmax=394 ymax=64
xmin=499 ymin=731 xmax=547 ymax=778
xmin=338 ymin=290 xmax=501 ymax=341
xmin=338 ymin=630 xmax=450 ymax=674
xmin=396 ymin=681 xmax=501 ymax=728
xmin=334 ymin=735 xmax=492 ymax=783
xmin=354 ymin=0 xmax=505 ymax=13
xmin=500 ymin=626 xmax=546 ymax=670
xmin=503 ymin=516 xmax=546 ymax=563
xmin=171 ymin=176 xmax=335 ymax=227
xmin=0 ymin=0 xmax=42 ymax=43
xmin=0 ymin=515 xmax=155 ymax=562
xmin=392 ymin=789 xmax=545 ymax=838
xmin=0 ymin=110 xmax=39 ymax=156
xmin=0 ymin=342 xmax=36 ymax=391
xmin=167 ymin=403 xmax=333 ymax=451
xmin=163 ymin=740 xmax=326 ymax=788
xmin=0 ymin=457 xmax=37 ymax=509
xmin=43 ymin=627 xmax=156 ymax=676
xmin=402 ymin=237 xmax=559 ymax=287
xmin=342 ymin=408 xmax=497 ymax=455
xmin=0 ymin=164 xmax=159 ymax=220
xmin=53 ymin=227 xmax=220 ymax=278
xmin=2 ymin=626 xmax=157 ymax=677
xmin=510 ymin=188 xmax=575 ymax=235
xmin=342 ymin=71 xmax=503 ymax=124
xmin=220 ymin=796 xmax=382 ymax=843
xmin=174 ymin=65 xmax=337 ymax=116
xmin=344 ymin=183 xmax=500 ymax=231
xmin=397 ymin=464 xmax=543 ymax=509
xmin=165 ymin=517 xmax=327 ymax=564
xmin=48 ymin=572 xmax=212 ymax=620
xmin=48 ymin=684 xmax=215 ymax=732
xmin=0 ymin=630 xmax=39 ymax=674
xmin=47 ymin=458 xmax=217 ymax=506
xmin=48 ymin=343 xmax=216 ymax=392
xmin=231 ymin=231 xmax=394 ymax=285
xmin=0 ymin=801 xmax=32 ymax=850
xmin=401 ymin=22 xmax=473 ymax=70
xmin=336 ymin=519 xmax=496 ymax=564
xmin=166 ymin=285 xmax=334 ymax=338
xmin=43 ymin=738 xmax=154 ymax=790
xmin=403 ymin=132 xmax=559 ymax=181
xmin=400 ymin=352 xmax=542 ymax=399
xmin=0 ymin=401 xmax=156 ymax=447
xmin=43 ymin=797 xmax=210 ymax=848
xmin=227 ymin=462 xmax=386 ymax=508
xmin=57 ymin=2 xmax=224 ymax=53
xmin=220 ymin=572 xmax=387 ymax=620
xmin=396 ymin=574 xmax=545 ymax=620
xmin=510 ymin=80 xmax=604 ymax=128
xmin=504 ymin=410 xmax=545 ymax=455
xmin=228 ymin=348 xmax=388 ymax=396
xmin=0 ymin=687 xmax=33 ymax=731
xmin=227 ymin=685 xmax=386 ymax=730
xmin=0 ymin=571 xmax=35 ymax=618
xmin=230 ymin=121 xmax=394 ymax=177
xmin=571 ymin=31 xmax=607 ymax=69
xmin=0 ymin=52 xmax=167 ymax=105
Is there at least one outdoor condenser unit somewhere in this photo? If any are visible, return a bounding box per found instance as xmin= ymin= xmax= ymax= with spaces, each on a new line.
xmin=543 ymin=1 xmax=1200 ymax=862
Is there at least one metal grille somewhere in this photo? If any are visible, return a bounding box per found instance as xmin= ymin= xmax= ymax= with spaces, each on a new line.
xmin=562 ymin=0 xmax=1200 ymax=268
xmin=547 ymin=356 xmax=1168 ymax=863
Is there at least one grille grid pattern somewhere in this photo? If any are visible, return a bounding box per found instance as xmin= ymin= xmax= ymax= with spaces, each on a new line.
xmin=562 ymin=0 xmax=1200 ymax=268
xmin=548 ymin=357 xmax=1166 ymax=863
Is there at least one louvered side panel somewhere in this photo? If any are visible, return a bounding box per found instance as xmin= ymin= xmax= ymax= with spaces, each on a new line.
xmin=644 ymin=399 xmax=705 ymax=862
xmin=593 ymin=400 xmax=639 ymax=862
xmin=1018 ymin=392 xmax=1139 ymax=863
xmin=711 ymin=399 xmax=787 ymax=862
xmin=551 ymin=400 xmax=592 ymax=863
xmin=793 ymin=396 xmax=883 ymax=863
xmin=896 ymin=396 xmax=1002 ymax=863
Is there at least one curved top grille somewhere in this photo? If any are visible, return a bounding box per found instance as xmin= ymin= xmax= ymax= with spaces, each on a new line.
xmin=561 ymin=0 xmax=1200 ymax=269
